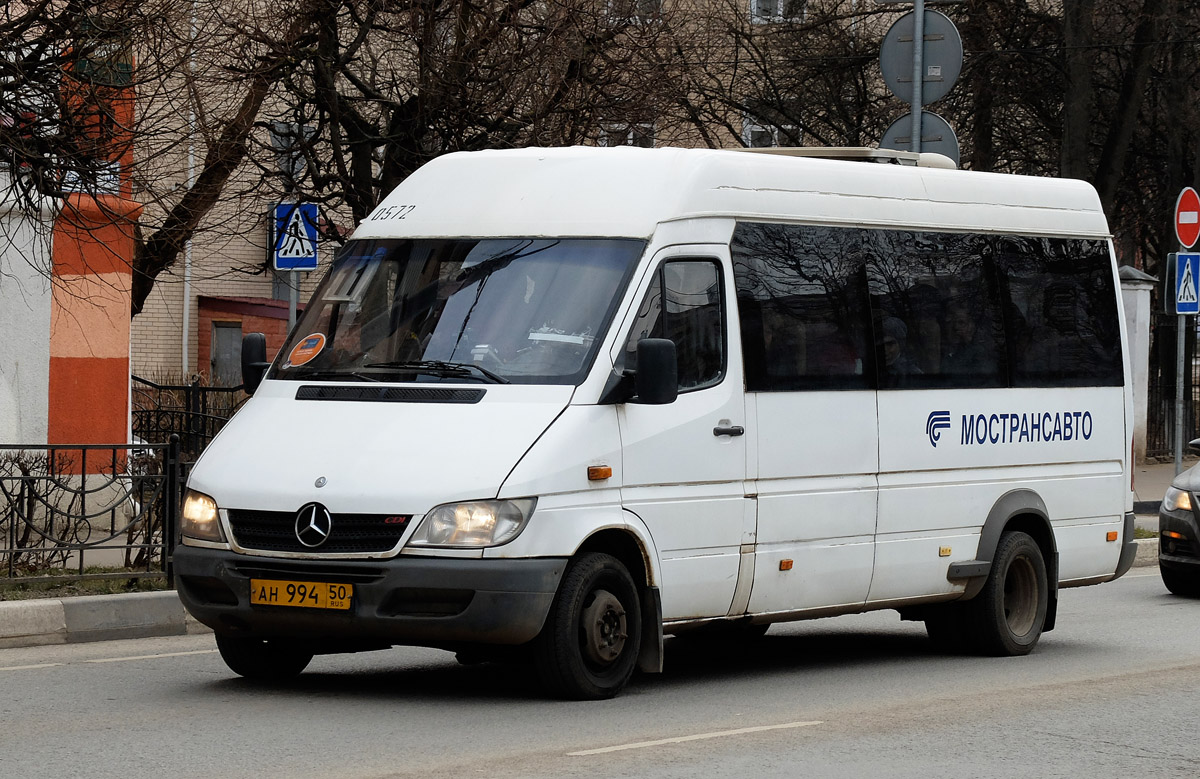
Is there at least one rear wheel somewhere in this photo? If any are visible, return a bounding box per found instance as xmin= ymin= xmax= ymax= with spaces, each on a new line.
xmin=534 ymin=552 xmax=642 ymax=700
xmin=966 ymin=530 xmax=1048 ymax=656
xmin=215 ymin=634 xmax=313 ymax=680
xmin=1160 ymin=564 xmax=1200 ymax=598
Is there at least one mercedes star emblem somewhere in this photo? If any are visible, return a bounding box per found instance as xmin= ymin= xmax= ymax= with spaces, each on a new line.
xmin=294 ymin=503 xmax=333 ymax=548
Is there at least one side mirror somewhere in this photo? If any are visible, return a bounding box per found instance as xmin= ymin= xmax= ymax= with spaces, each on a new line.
xmin=635 ymin=338 xmax=678 ymax=405
xmin=241 ymin=332 xmax=270 ymax=395
xmin=1189 ymin=438 xmax=1200 ymax=456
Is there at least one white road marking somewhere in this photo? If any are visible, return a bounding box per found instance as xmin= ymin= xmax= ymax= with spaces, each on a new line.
xmin=0 ymin=649 xmax=217 ymax=672
xmin=85 ymin=649 xmax=219 ymax=664
xmin=567 ymin=720 xmax=824 ymax=756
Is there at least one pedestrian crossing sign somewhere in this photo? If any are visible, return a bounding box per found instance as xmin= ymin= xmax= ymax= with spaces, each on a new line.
xmin=272 ymin=202 xmax=319 ymax=271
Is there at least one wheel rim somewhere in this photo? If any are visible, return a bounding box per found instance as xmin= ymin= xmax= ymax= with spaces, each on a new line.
xmin=1003 ymin=555 xmax=1039 ymax=637
xmin=580 ymin=588 xmax=627 ymax=667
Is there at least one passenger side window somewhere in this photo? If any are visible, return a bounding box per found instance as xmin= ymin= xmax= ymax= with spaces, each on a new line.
xmin=994 ymin=237 xmax=1123 ymax=387
xmin=620 ymin=259 xmax=726 ymax=392
xmin=866 ymin=231 xmax=1006 ymax=389
xmin=732 ymin=223 xmax=871 ymax=391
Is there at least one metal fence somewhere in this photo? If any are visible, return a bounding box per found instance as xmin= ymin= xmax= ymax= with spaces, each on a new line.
xmin=0 ymin=439 xmax=181 ymax=587
xmin=1147 ymin=312 xmax=1199 ymax=459
xmin=1 ymin=378 xmax=248 ymax=589
xmin=132 ymin=376 xmax=246 ymax=461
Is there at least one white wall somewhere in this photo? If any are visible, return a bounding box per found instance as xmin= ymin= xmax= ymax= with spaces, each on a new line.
xmin=0 ymin=169 xmax=54 ymax=444
xmin=1120 ymin=266 xmax=1156 ymax=463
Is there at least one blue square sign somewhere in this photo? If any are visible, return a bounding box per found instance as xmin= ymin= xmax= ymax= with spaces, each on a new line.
xmin=272 ymin=202 xmax=319 ymax=271
xmin=1177 ymin=253 xmax=1200 ymax=315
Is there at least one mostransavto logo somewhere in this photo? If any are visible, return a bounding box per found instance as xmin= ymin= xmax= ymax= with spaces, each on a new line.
xmin=926 ymin=410 xmax=952 ymax=447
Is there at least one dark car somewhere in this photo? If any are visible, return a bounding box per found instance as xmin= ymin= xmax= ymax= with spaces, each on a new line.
xmin=1159 ymin=456 xmax=1200 ymax=596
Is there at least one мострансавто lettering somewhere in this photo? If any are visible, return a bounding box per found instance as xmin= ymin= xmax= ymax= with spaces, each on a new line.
xmin=960 ymin=411 xmax=1093 ymax=445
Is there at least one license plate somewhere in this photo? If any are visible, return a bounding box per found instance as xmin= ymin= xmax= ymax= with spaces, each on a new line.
xmin=250 ymin=579 xmax=353 ymax=610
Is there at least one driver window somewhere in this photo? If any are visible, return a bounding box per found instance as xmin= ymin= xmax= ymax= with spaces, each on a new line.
xmin=620 ymin=259 xmax=726 ymax=391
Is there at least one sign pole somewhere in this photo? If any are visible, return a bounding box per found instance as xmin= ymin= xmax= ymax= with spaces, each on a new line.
xmin=910 ymin=0 xmax=925 ymax=154
xmin=1178 ymin=300 xmax=1186 ymax=476
xmin=1173 ymin=188 xmax=1200 ymax=474
xmin=289 ymin=271 xmax=299 ymax=331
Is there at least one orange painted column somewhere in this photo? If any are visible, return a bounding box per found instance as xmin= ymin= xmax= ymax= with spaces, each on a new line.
xmin=46 ymin=42 xmax=140 ymax=467
xmin=47 ymin=194 xmax=142 ymax=456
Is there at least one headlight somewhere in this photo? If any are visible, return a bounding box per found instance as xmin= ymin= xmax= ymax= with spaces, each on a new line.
xmin=406 ymin=498 xmax=536 ymax=548
xmin=1164 ymin=486 xmax=1193 ymax=513
xmin=181 ymin=489 xmax=224 ymax=542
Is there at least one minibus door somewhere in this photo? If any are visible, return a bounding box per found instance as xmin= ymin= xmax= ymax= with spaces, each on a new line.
xmin=616 ymin=251 xmax=749 ymax=621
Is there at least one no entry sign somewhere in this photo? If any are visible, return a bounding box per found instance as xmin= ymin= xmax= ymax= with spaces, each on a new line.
xmin=1176 ymin=187 xmax=1200 ymax=248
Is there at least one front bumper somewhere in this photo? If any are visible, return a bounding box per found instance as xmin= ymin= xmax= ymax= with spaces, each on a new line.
xmin=1160 ymin=502 xmax=1200 ymax=573
xmin=174 ymin=545 xmax=566 ymax=647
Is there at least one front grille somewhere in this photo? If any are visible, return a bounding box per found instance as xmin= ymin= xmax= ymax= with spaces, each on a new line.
xmin=228 ymin=509 xmax=411 ymax=554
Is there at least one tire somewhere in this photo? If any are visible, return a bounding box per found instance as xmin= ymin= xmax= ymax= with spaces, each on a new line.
xmin=1160 ymin=564 xmax=1200 ymax=598
xmin=215 ymin=634 xmax=313 ymax=680
xmin=966 ymin=530 xmax=1049 ymax=657
xmin=534 ymin=552 xmax=642 ymax=700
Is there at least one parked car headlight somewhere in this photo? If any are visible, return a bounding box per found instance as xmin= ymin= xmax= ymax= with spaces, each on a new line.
xmin=1163 ymin=486 xmax=1193 ymax=513
xmin=181 ymin=489 xmax=224 ymax=542
xmin=406 ymin=498 xmax=536 ymax=548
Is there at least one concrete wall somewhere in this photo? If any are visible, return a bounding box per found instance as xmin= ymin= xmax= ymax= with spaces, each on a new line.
xmin=1120 ymin=266 xmax=1156 ymax=463
xmin=0 ymin=170 xmax=54 ymax=444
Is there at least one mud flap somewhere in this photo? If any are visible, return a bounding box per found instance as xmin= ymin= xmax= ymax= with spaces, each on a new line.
xmin=637 ymin=585 xmax=663 ymax=673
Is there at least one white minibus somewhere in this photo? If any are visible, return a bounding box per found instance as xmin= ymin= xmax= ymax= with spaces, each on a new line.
xmin=175 ymin=146 xmax=1137 ymax=699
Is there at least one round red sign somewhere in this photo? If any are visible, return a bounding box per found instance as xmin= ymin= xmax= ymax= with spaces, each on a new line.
xmin=1176 ymin=187 xmax=1200 ymax=248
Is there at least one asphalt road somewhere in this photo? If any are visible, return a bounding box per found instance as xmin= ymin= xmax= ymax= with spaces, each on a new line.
xmin=2 ymin=569 xmax=1198 ymax=779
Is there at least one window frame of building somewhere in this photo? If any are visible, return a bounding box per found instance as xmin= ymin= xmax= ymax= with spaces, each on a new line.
xmin=599 ymin=122 xmax=656 ymax=148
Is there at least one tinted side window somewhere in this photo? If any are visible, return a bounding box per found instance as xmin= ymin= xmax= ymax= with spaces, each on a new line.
xmin=994 ymin=237 xmax=1123 ymax=387
xmin=732 ymin=223 xmax=871 ymax=391
xmin=620 ymin=259 xmax=726 ymax=392
xmin=867 ymin=231 xmax=1006 ymax=389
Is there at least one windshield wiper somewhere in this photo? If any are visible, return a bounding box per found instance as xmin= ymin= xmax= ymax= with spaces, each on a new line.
xmin=286 ymin=369 xmax=383 ymax=383
xmin=363 ymin=360 xmax=510 ymax=384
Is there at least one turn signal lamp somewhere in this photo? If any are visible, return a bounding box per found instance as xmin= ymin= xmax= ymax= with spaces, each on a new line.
xmin=587 ymin=466 xmax=613 ymax=481
xmin=1106 ymin=531 xmax=1118 ymax=542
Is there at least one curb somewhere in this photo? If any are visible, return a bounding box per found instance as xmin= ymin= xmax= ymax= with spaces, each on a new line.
xmin=0 ymin=590 xmax=210 ymax=650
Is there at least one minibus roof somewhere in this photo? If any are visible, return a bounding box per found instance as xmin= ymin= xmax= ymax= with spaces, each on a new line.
xmin=352 ymin=146 xmax=1110 ymax=242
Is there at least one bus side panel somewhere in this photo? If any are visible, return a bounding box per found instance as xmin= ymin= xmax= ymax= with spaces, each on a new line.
xmin=746 ymin=391 xmax=878 ymax=614
xmin=869 ymin=386 xmax=1127 ymax=603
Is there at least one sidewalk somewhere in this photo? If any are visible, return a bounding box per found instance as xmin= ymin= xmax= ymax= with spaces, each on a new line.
xmin=0 ymin=462 xmax=1189 ymax=650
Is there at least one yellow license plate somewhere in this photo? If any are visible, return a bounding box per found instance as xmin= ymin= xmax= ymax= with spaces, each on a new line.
xmin=250 ymin=579 xmax=353 ymax=610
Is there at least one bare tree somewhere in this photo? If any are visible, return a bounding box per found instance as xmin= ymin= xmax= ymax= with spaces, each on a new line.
xmin=4 ymin=0 xmax=690 ymax=314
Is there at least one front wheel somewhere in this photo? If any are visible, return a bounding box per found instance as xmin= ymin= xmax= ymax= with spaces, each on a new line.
xmin=967 ymin=530 xmax=1048 ymax=656
xmin=534 ymin=552 xmax=642 ymax=700
xmin=215 ymin=634 xmax=313 ymax=680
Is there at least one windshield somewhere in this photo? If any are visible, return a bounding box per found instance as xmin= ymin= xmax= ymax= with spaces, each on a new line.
xmin=270 ymin=238 xmax=644 ymax=385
